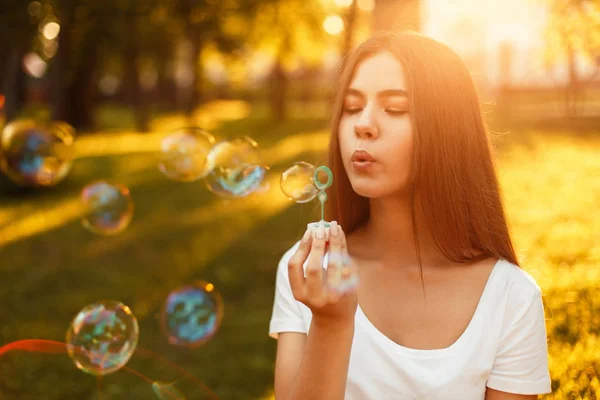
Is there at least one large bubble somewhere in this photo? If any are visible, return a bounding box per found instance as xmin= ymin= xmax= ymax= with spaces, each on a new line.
xmin=280 ymin=161 xmax=320 ymax=203
xmin=161 ymin=281 xmax=223 ymax=348
xmin=204 ymin=136 xmax=268 ymax=198
xmin=66 ymin=300 xmax=139 ymax=376
xmin=81 ymin=181 xmax=134 ymax=235
xmin=0 ymin=119 xmax=75 ymax=187
xmin=159 ymin=128 xmax=215 ymax=182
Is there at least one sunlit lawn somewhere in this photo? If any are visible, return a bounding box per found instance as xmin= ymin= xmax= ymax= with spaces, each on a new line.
xmin=0 ymin=101 xmax=598 ymax=399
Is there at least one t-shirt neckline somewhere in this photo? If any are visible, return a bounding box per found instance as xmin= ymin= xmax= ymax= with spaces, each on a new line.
xmin=356 ymin=258 xmax=503 ymax=358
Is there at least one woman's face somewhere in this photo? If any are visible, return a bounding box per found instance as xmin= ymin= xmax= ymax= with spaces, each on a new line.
xmin=338 ymin=51 xmax=414 ymax=199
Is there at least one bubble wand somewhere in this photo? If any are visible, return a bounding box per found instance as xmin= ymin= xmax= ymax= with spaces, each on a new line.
xmin=306 ymin=165 xmax=334 ymax=241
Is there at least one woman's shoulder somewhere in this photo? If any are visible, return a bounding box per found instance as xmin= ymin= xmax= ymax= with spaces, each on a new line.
xmin=492 ymin=258 xmax=543 ymax=306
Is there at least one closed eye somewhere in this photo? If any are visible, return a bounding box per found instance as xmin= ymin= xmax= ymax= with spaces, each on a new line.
xmin=385 ymin=109 xmax=407 ymax=117
xmin=343 ymin=108 xmax=363 ymax=115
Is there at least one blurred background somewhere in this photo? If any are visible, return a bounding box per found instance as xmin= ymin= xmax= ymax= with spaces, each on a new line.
xmin=0 ymin=0 xmax=598 ymax=399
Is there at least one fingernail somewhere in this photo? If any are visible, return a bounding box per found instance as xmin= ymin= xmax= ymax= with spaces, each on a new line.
xmin=330 ymin=221 xmax=338 ymax=236
xmin=317 ymin=224 xmax=325 ymax=239
xmin=302 ymin=229 xmax=311 ymax=243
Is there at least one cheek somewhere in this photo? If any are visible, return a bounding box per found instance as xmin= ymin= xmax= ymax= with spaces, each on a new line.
xmin=384 ymin=121 xmax=413 ymax=162
xmin=337 ymin=120 xmax=355 ymax=154
xmin=381 ymin=125 xmax=414 ymax=183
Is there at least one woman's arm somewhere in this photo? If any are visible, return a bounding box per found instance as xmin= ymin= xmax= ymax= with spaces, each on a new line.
xmin=485 ymin=387 xmax=537 ymax=400
xmin=276 ymin=318 xmax=354 ymax=400
xmin=275 ymin=221 xmax=358 ymax=400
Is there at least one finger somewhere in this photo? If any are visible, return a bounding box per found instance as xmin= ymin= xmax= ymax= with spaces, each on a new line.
xmin=328 ymin=221 xmax=341 ymax=260
xmin=326 ymin=221 xmax=343 ymax=291
xmin=339 ymin=227 xmax=359 ymax=292
xmin=339 ymin=225 xmax=349 ymax=261
xmin=288 ymin=230 xmax=312 ymax=298
xmin=306 ymin=224 xmax=326 ymax=299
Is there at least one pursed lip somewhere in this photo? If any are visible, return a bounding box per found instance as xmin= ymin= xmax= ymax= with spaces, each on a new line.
xmin=351 ymin=149 xmax=376 ymax=162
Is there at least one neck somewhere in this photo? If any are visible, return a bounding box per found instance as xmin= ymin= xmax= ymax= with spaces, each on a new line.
xmin=361 ymin=192 xmax=446 ymax=268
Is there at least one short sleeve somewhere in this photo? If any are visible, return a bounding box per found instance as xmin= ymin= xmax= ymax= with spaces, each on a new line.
xmin=268 ymin=242 xmax=308 ymax=339
xmin=486 ymin=290 xmax=552 ymax=394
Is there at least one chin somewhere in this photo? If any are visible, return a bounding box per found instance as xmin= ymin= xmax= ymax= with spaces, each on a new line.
xmin=349 ymin=178 xmax=389 ymax=199
xmin=349 ymin=176 xmax=410 ymax=199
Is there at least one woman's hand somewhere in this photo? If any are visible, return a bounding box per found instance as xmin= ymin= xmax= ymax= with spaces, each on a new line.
xmin=287 ymin=220 xmax=359 ymax=324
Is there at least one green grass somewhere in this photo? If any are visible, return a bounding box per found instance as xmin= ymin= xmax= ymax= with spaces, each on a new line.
xmin=0 ymin=102 xmax=599 ymax=399
xmin=0 ymin=103 xmax=328 ymax=399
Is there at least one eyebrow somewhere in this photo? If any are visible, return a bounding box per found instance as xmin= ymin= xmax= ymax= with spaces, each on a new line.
xmin=345 ymin=88 xmax=408 ymax=98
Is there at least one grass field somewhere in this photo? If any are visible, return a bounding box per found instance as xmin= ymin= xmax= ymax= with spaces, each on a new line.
xmin=0 ymin=101 xmax=598 ymax=399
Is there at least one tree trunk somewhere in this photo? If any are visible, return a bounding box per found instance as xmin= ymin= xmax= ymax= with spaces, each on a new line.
xmin=123 ymin=10 xmax=148 ymax=132
xmin=270 ymin=57 xmax=287 ymax=122
xmin=156 ymin=48 xmax=176 ymax=112
xmin=565 ymin=43 xmax=579 ymax=118
xmin=3 ymin=44 xmax=28 ymax=122
xmin=343 ymin=0 xmax=358 ymax=55
xmin=373 ymin=0 xmax=420 ymax=32
xmin=51 ymin=17 xmax=98 ymax=131
xmin=185 ymin=32 xmax=204 ymax=116
xmin=0 ymin=41 xmax=9 ymax=93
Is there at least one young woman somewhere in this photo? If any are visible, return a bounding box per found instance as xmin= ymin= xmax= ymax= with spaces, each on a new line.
xmin=269 ymin=32 xmax=552 ymax=400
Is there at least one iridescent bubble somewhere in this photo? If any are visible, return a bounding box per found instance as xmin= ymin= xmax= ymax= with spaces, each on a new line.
xmin=161 ymin=281 xmax=223 ymax=348
xmin=204 ymin=136 xmax=268 ymax=198
xmin=280 ymin=161 xmax=320 ymax=203
xmin=0 ymin=119 xmax=75 ymax=187
xmin=66 ymin=300 xmax=139 ymax=376
xmin=81 ymin=181 xmax=134 ymax=235
xmin=159 ymin=128 xmax=215 ymax=182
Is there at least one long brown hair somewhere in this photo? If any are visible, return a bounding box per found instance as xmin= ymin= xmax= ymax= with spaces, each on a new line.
xmin=324 ymin=31 xmax=520 ymax=270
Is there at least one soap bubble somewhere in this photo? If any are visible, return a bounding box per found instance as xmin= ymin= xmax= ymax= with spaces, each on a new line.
xmin=0 ymin=119 xmax=75 ymax=187
xmin=280 ymin=161 xmax=320 ymax=203
xmin=204 ymin=136 xmax=267 ymax=198
xmin=326 ymin=252 xmax=359 ymax=294
xmin=66 ymin=300 xmax=139 ymax=376
xmin=161 ymin=281 xmax=223 ymax=348
xmin=81 ymin=181 xmax=134 ymax=235
xmin=159 ymin=128 xmax=215 ymax=182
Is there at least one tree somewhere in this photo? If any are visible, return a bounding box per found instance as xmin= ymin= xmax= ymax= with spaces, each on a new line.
xmin=545 ymin=0 xmax=600 ymax=116
xmin=0 ymin=2 xmax=38 ymax=122
xmin=170 ymin=0 xmax=272 ymax=116
xmin=249 ymin=0 xmax=332 ymax=121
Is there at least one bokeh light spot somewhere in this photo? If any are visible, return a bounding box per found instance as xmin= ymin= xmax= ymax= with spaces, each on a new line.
xmin=323 ymin=15 xmax=344 ymax=35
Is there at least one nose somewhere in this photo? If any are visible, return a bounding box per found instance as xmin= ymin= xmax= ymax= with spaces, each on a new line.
xmin=354 ymin=109 xmax=379 ymax=139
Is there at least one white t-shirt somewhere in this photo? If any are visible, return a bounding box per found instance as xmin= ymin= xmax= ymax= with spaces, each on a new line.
xmin=269 ymin=241 xmax=552 ymax=399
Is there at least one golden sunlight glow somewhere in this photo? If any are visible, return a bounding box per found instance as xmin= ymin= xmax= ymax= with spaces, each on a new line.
xmin=0 ymin=199 xmax=85 ymax=246
xmin=422 ymin=0 xmax=552 ymax=86
xmin=334 ymin=0 xmax=353 ymax=8
xmin=75 ymin=100 xmax=252 ymax=158
xmin=323 ymin=15 xmax=344 ymax=36
xmin=0 ymin=120 xmax=329 ymax=250
xmin=205 ymin=283 xmax=215 ymax=292
xmin=357 ymin=0 xmax=374 ymax=12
